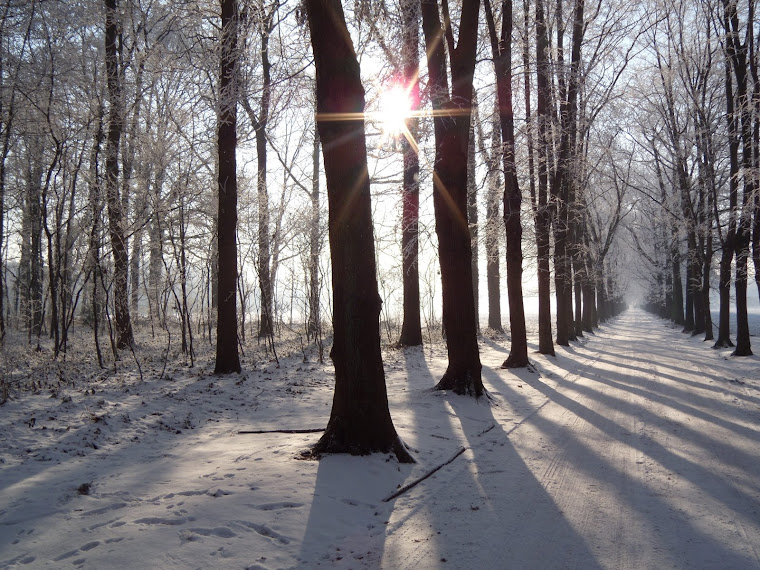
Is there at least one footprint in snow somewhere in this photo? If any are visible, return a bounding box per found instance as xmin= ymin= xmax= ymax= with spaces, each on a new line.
xmin=181 ymin=527 xmax=237 ymax=540
xmin=251 ymin=502 xmax=304 ymax=511
xmin=52 ymin=541 xmax=99 ymax=562
xmin=80 ymin=502 xmax=127 ymax=516
xmin=230 ymin=520 xmax=290 ymax=544
xmin=133 ymin=516 xmax=187 ymax=526
xmin=0 ymin=554 xmax=36 ymax=566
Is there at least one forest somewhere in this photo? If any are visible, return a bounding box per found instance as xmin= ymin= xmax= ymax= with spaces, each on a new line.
xmin=2 ymin=0 xmax=759 ymax=429
xmin=1 ymin=0 xmax=760 ymax=566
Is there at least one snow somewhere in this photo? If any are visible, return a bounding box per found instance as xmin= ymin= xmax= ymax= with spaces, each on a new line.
xmin=1 ymin=308 xmax=760 ymax=569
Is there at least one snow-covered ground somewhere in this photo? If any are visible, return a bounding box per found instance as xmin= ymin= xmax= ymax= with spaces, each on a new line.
xmin=1 ymin=308 xmax=759 ymax=569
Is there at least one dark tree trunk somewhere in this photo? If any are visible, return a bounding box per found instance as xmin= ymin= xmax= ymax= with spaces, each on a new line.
xmin=554 ymin=0 xmax=584 ymax=346
xmin=750 ymin=4 xmax=760 ymax=306
xmin=483 ymin=0 xmax=528 ymax=367
xmin=214 ymin=0 xmax=241 ymax=374
xmin=307 ymin=0 xmax=412 ymax=462
xmin=682 ymin=262 xmax=694 ymax=332
xmin=483 ymin=111 xmax=503 ymax=333
xmin=734 ymin=220 xmax=752 ymax=356
xmin=104 ymin=0 xmax=133 ymax=350
xmin=467 ymin=116 xmax=479 ymax=333
xmin=581 ymin=254 xmax=595 ymax=332
xmin=421 ymin=0 xmax=484 ymax=395
xmin=255 ymin=8 xmax=276 ymax=339
xmin=715 ymin=240 xmax=734 ymax=348
xmin=307 ymin=126 xmax=321 ymax=342
xmin=722 ymin=0 xmax=752 ymax=356
xmin=398 ymin=0 xmax=422 ymax=347
xmin=534 ymin=0 xmax=555 ymax=355
xmin=148 ymin=169 xmax=165 ymax=326
xmin=670 ymin=226 xmax=684 ymax=326
xmin=22 ymin=139 xmax=44 ymax=341
xmin=703 ymin=226 xmax=714 ymax=341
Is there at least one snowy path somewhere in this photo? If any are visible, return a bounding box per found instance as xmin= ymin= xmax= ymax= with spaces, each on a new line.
xmin=382 ymin=309 xmax=760 ymax=569
xmin=1 ymin=308 xmax=759 ymax=569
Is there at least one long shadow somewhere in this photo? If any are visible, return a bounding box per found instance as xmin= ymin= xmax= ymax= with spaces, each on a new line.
xmin=296 ymin=452 xmax=414 ymax=567
xmin=588 ymin=347 xmax=760 ymax=395
xmin=482 ymin=365 xmax=760 ymax=568
xmin=561 ymin=322 xmax=760 ymax=408
xmin=535 ymin=361 xmax=760 ymax=482
xmin=443 ymin=386 xmax=605 ymax=568
xmin=581 ymin=365 xmax=760 ymax=441
xmin=376 ymin=347 xmax=604 ymax=568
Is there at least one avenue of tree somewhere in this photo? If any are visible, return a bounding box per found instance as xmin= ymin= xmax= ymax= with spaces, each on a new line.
xmin=0 ymin=0 xmax=758 ymax=459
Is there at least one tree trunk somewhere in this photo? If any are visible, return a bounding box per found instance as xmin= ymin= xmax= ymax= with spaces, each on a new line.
xmin=467 ymin=114 xmax=479 ymax=333
xmin=397 ymin=0 xmax=422 ymax=347
xmin=670 ymin=225 xmax=684 ymax=326
xmin=307 ymin=0 xmax=412 ymax=462
xmin=307 ymin=125 xmax=321 ymax=342
xmin=104 ymin=0 xmax=133 ymax=350
xmin=703 ymin=225 xmax=713 ymax=341
xmin=255 ymin=9 xmax=275 ymax=339
xmin=214 ymin=0 xmax=241 ymax=374
xmin=535 ymin=0 xmax=555 ymax=355
xmin=148 ymin=171 xmax=164 ymax=327
xmin=722 ymin=0 xmax=752 ymax=356
xmin=22 ymin=137 xmax=44 ymax=340
xmin=483 ymin=0 xmax=528 ymax=367
xmin=483 ymin=110 xmax=503 ymax=333
xmin=421 ymin=0 xmax=484 ymax=395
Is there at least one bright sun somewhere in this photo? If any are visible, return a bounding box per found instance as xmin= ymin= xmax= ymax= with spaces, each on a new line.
xmin=377 ymin=84 xmax=413 ymax=136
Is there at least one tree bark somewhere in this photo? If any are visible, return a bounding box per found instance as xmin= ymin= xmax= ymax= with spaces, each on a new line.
xmin=307 ymin=124 xmax=321 ymax=342
xmin=255 ymin=6 xmax=276 ymax=339
xmin=214 ymin=0 xmax=241 ymax=374
xmin=421 ymin=0 xmax=484 ymax=395
xmin=482 ymin=109 xmax=503 ymax=333
xmin=483 ymin=0 xmax=528 ymax=367
xmin=535 ymin=0 xmax=555 ymax=355
xmin=722 ymin=0 xmax=752 ymax=356
xmin=104 ymin=0 xmax=134 ymax=350
xmin=467 ymin=114 xmax=479 ymax=333
xmin=307 ymin=0 xmax=412 ymax=462
xmin=397 ymin=0 xmax=422 ymax=347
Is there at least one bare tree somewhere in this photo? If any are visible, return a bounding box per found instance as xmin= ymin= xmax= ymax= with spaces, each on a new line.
xmin=306 ymin=0 xmax=412 ymax=462
xmin=421 ymin=0 xmax=484 ymax=395
xmin=483 ymin=0 xmax=529 ymax=367
xmin=397 ymin=0 xmax=423 ymax=347
xmin=104 ymin=0 xmax=134 ymax=350
xmin=215 ymin=0 xmax=242 ymax=374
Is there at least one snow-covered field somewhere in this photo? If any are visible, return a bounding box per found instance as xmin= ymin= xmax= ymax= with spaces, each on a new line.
xmin=1 ymin=309 xmax=759 ymax=569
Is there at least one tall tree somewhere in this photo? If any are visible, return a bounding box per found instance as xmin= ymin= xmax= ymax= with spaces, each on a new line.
xmin=534 ymin=0 xmax=555 ymax=355
xmin=307 ymin=123 xmax=321 ymax=344
xmin=215 ymin=0 xmax=242 ymax=374
xmin=306 ymin=0 xmax=412 ymax=462
xmin=397 ymin=0 xmax=423 ymax=347
xmin=421 ymin=0 xmax=484 ymax=395
xmin=714 ymin=51 xmax=738 ymax=348
xmin=722 ymin=0 xmax=752 ymax=356
xmin=483 ymin=0 xmax=528 ymax=367
xmin=549 ymin=0 xmax=584 ymax=346
xmin=241 ymin=2 xmax=279 ymax=340
xmin=477 ymin=104 xmax=503 ymax=333
xmin=104 ymin=0 xmax=134 ymax=350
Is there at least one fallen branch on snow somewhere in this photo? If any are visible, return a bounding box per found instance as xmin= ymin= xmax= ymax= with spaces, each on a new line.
xmin=237 ymin=428 xmax=325 ymax=434
xmin=382 ymin=446 xmax=467 ymax=503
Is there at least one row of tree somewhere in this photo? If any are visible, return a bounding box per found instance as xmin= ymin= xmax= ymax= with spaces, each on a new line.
xmin=6 ymin=0 xmax=753 ymax=459
xmin=635 ymin=0 xmax=758 ymax=358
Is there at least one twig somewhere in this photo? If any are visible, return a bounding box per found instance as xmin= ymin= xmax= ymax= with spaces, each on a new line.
xmin=382 ymin=446 xmax=467 ymax=503
xmin=237 ymin=428 xmax=325 ymax=434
